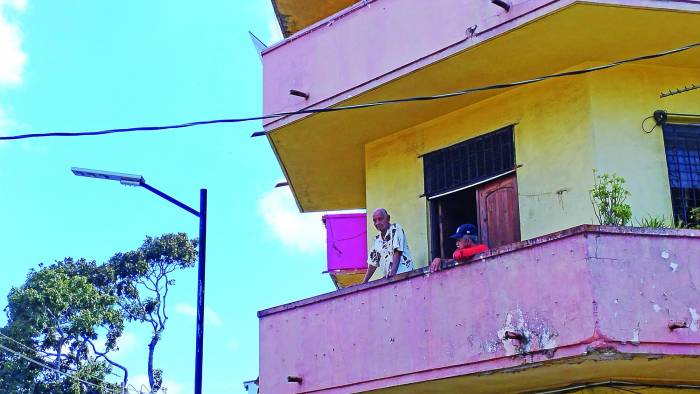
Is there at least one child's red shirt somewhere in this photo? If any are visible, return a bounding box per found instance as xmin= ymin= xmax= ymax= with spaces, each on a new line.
xmin=452 ymin=244 xmax=488 ymax=261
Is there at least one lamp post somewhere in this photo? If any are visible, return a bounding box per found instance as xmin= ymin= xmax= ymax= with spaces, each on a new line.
xmin=71 ymin=167 xmax=207 ymax=394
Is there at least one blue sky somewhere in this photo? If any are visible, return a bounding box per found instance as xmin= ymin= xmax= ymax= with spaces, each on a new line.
xmin=0 ymin=1 xmax=337 ymax=392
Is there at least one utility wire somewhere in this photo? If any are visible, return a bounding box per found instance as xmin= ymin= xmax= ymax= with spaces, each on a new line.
xmin=0 ymin=332 xmax=135 ymax=394
xmin=0 ymin=331 xmax=128 ymax=383
xmin=533 ymin=380 xmax=700 ymax=393
xmin=1 ymin=42 xmax=699 ymax=142
xmin=0 ymin=343 xmax=124 ymax=394
xmin=0 ymin=331 xmax=36 ymax=354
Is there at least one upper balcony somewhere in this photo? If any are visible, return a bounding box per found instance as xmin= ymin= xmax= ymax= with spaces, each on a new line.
xmin=258 ymin=225 xmax=700 ymax=393
xmin=261 ymin=0 xmax=700 ymax=212
xmin=271 ymin=0 xmax=357 ymax=37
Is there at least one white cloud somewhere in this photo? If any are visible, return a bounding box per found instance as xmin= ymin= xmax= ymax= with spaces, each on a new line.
xmin=0 ymin=0 xmax=27 ymax=86
xmin=0 ymin=0 xmax=27 ymax=147
xmin=175 ymin=303 xmax=196 ymax=317
xmin=130 ymin=374 xmax=185 ymax=394
xmin=227 ymin=339 xmax=240 ymax=351
xmin=115 ymin=331 xmax=137 ymax=354
xmin=174 ymin=303 xmax=222 ymax=327
xmin=258 ymin=187 xmax=325 ymax=254
xmin=92 ymin=331 xmax=137 ymax=355
xmin=267 ymin=18 xmax=283 ymax=43
xmin=205 ymin=307 xmax=222 ymax=327
xmin=0 ymin=106 xmax=14 ymax=135
xmin=5 ymin=0 xmax=26 ymax=11
xmin=0 ymin=106 xmax=34 ymax=149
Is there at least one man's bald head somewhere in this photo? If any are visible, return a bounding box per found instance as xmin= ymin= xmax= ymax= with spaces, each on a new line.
xmin=372 ymin=208 xmax=391 ymax=234
xmin=372 ymin=208 xmax=389 ymax=219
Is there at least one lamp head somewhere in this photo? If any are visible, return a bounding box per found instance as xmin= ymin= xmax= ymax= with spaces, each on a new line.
xmin=71 ymin=167 xmax=144 ymax=184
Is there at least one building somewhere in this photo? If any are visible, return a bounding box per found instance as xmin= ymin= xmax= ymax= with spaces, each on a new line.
xmin=256 ymin=0 xmax=700 ymax=392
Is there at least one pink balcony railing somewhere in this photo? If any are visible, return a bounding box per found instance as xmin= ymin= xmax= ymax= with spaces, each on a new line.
xmin=258 ymin=225 xmax=700 ymax=393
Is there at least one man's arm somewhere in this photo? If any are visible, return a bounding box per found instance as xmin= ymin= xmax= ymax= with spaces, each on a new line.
xmin=362 ymin=265 xmax=377 ymax=283
xmin=388 ymin=250 xmax=402 ymax=277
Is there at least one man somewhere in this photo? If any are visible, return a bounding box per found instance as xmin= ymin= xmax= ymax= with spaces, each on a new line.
xmin=429 ymin=223 xmax=488 ymax=272
xmin=362 ymin=208 xmax=414 ymax=283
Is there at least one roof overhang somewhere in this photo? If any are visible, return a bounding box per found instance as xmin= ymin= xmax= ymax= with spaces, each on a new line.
xmin=271 ymin=0 xmax=358 ymax=37
xmin=267 ymin=3 xmax=700 ymax=212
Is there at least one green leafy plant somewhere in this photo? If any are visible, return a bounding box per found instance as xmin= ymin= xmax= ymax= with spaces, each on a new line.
xmin=635 ymin=215 xmax=670 ymax=228
xmin=589 ymin=171 xmax=632 ymax=226
xmin=690 ymin=207 xmax=700 ymax=228
xmin=670 ymin=208 xmax=700 ymax=229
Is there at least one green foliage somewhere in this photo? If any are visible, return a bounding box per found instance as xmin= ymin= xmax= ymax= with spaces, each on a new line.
xmin=672 ymin=207 xmax=700 ymax=229
xmin=64 ymin=362 xmax=122 ymax=394
xmin=1 ymin=258 xmax=123 ymax=393
xmin=105 ymin=232 xmax=197 ymax=392
xmin=690 ymin=207 xmax=700 ymax=228
xmin=153 ymin=368 xmax=163 ymax=392
xmin=589 ymin=171 xmax=632 ymax=226
xmin=1 ymin=233 xmax=197 ymax=393
xmin=635 ymin=215 xmax=670 ymax=228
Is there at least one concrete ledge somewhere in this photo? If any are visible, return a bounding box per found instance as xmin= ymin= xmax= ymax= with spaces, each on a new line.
xmin=258 ymin=224 xmax=700 ymax=318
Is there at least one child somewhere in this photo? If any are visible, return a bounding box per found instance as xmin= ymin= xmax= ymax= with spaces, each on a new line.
xmin=429 ymin=224 xmax=488 ymax=272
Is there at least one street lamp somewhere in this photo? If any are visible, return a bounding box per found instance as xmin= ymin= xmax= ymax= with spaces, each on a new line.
xmin=71 ymin=167 xmax=208 ymax=394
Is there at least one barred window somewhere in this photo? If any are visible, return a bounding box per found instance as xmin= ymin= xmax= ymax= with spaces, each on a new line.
xmin=423 ymin=126 xmax=515 ymax=198
xmin=663 ymin=123 xmax=700 ymax=225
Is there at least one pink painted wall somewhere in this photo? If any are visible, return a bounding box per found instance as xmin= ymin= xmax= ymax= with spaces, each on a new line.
xmin=323 ymin=213 xmax=367 ymax=271
xmin=261 ymin=0 xmax=699 ymax=129
xmin=258 ymin=226 xmax=700 ymax=393
xmin=261 ymin=0 xmax=555 ymax=127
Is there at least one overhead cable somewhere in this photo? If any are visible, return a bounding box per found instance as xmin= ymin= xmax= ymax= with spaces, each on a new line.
xmin=0 ymin=42 xmax=698 ymax=142
xmin=0 ymin=342 xmax=126 ymax=394
xmin=0 ymin=330 xmax=127 ymax=383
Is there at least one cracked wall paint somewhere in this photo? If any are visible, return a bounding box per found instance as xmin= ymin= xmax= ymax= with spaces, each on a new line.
xmin=495 ymin=309 xmax=559 ymax=356
xmin=497 ymin=311 xmax=526 ymax=356
xmin=690 ymin=307 xmax=699 ymax=332
xmin=631 ymin=323 xmax=640 ymax=343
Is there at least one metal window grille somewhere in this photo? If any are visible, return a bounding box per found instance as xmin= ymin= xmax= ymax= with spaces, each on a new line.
xmin=663 ymin=123 xmax=700 ymax=225
xmin=423 ymin=126 xmax=515 ymax=198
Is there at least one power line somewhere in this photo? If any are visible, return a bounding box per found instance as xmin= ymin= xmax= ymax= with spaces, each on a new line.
xmin=0 ymin=336 xmax=135 ymax=394
xmin=0 ymin=331 xmax=36 ymax=354
xmin=0 ymin=41 xmax=698 ymax=142
xmin=0 ymin=331 xmax=128 ymax=383
xmin=0 ymin=343 xmax=123 ymax=393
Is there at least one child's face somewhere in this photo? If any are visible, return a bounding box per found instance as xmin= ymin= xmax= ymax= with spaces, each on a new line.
xmin=456 ymin=237 xmax=471 ymax=249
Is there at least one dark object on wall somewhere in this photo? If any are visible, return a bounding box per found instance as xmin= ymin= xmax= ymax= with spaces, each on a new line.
xmin=492 ymin=0 xmax=511 ymax=12
xmin=289 ymin=89 xmax=310 ymax=99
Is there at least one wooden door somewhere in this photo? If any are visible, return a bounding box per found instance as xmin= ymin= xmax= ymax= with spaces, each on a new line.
xmin=477 ymin=175 xmax=521 ymax=248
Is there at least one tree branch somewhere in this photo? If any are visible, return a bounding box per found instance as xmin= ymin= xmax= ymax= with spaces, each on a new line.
xmin=162 ymin=275 xmax=170 ymax=323
xmin=154 ymin=277 xmax=165 ymax=330
xmin=83 ymin=336 xmax=129 ymax=388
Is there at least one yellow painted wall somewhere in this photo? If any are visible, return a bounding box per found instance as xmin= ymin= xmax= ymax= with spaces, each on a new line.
xmin=364 ymin=64 xmax=699 ymax=277
xmin=588 ymin=64 xmax=700 ymax=221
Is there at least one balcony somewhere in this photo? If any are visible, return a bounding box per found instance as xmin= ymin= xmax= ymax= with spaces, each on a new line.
xmin=258 ymin=225 xmax=700 ymax=393
xmin=261 ymin=0 xmax=700 ymax=212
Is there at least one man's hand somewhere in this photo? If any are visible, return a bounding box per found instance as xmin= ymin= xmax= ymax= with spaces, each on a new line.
xmin=362 ymin=265 xmax=377 ymax=284
xmin=429 ymin=257 xmax=442 ymax=273
xmin=387 ymin=250 xmax=402 ymax=277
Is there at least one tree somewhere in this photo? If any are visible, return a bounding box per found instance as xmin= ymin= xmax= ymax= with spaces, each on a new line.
xmin=1 ymin=233 xmax=198 ymax=393
xmin=106 ymin=233 xmax=198 ymax=392
xmin=0 ymin=258 xmax=125 ymax=393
